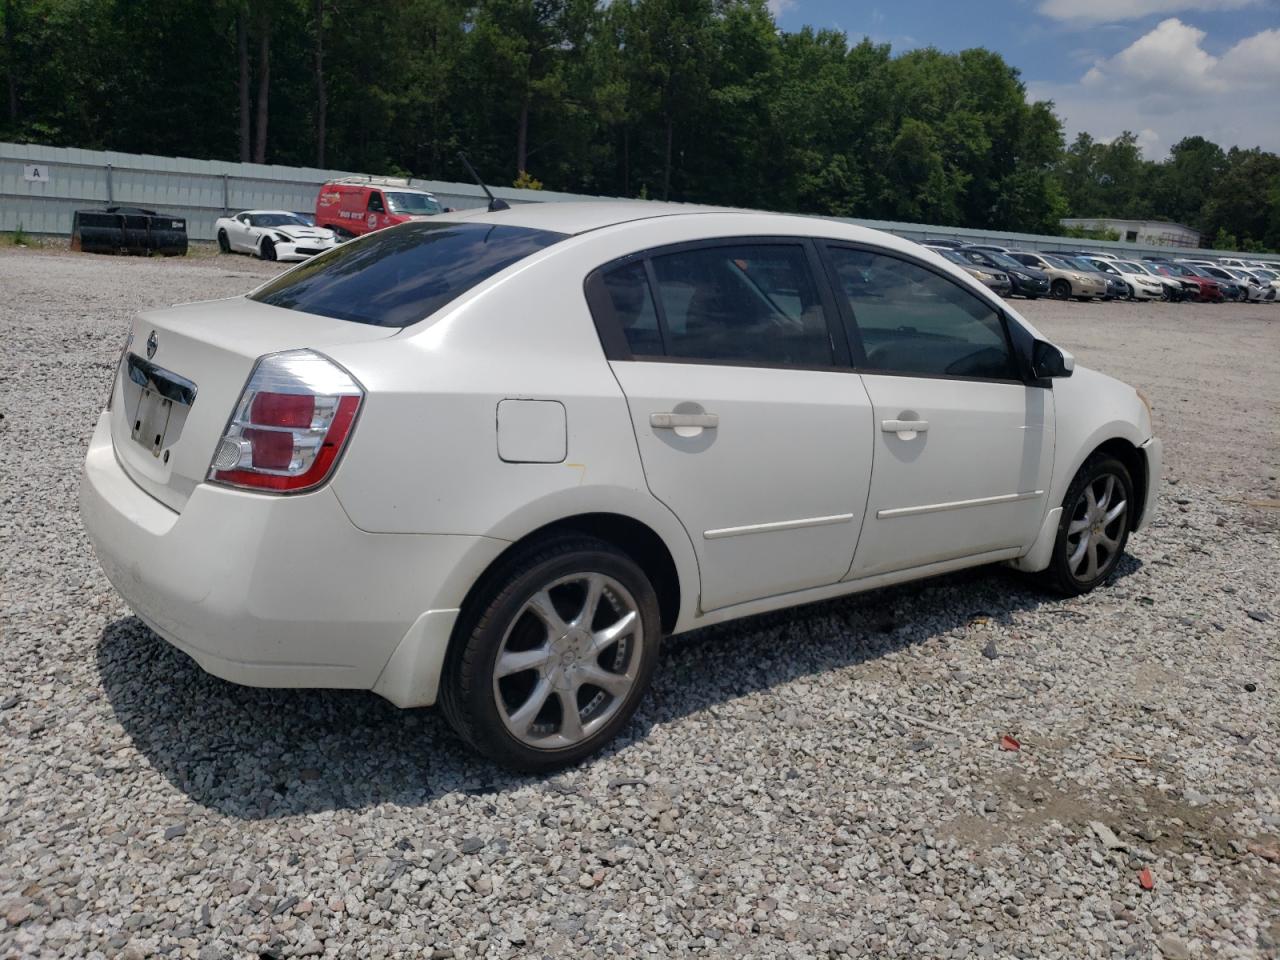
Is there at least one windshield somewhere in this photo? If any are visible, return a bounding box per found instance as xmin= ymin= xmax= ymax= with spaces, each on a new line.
xmin=985 ymin=252 xmax=1026 ymax=271
xmin=1043 ymin=256 xmax=1073 ymax=270
xmin=385 ymin=191 xmax=443 ymax=215
xmin=1114 ymin=261 xmax=1142 ymax=273
xmin=250 ymin=221 xmax=566 ymax=327
xmin=1069 ymin=257 xmax=1100 ymax=272
xmin=248 ymin=213 xmax=308 ymax=227
xmin=1254 ymin=269 xmax=1276 ymax=279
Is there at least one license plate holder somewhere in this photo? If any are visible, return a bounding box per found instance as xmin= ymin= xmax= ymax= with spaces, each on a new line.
xmin=131 ymin=386 xmax=175 ymax=456
xmin=125 ymin=353 xmax=197 ymax=459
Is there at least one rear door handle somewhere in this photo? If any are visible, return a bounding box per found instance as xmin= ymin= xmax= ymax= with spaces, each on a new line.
xmin=651 ymin=412 xmax=719 ymax=429
xmin=882 ymin=419 xmax=929 ymax=439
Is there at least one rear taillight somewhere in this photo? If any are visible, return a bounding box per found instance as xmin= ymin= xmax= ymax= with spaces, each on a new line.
xmin=208 ymin=350 xmax=363 ymax=493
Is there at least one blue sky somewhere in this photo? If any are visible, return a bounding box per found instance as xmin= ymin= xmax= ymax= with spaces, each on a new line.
xmin=770 ymin=0 xmax=1280 ymax=156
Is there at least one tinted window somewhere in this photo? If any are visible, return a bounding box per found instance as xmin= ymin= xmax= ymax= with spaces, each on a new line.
xmin=251 ymin=221 xmax=565 ymax=327
xmin=826 ymin=247 xmax=1016 ymax=380
xmin=647 ymin=244 xmax=832 ymax=365
xmin=601 ymin=261 xmax=663 ymax=356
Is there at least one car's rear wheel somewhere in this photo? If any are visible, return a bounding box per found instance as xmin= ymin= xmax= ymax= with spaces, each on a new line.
xmin=1050 ymin=279 xmax=1070 ymax=300
xmin=259 ymin=238 xmax=277 ymax=261
xmin=440 ymin=535 xmax=661 ymax=772
xmin=217 ymin=230 xmax=230 ymax=254
xmin=1042 ymin=454 xmax=1133 ymax=596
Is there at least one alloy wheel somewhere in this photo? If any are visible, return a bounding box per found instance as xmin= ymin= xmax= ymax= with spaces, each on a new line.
xmin=492 ymin=572 xmax=643 ymax=750
xmin=1065 ymin=473 xmax=1127 ymax=581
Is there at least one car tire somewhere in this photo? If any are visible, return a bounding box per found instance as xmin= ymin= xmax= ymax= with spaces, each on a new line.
xmin=259 ymin=238 xmax=277 ymax=261
xmin=1125 ymin=283 xmax=1135 ymax=300
xmin=1041 ymin=454 xmax=1134 ymax=597
xmin=217 ymin=230 xmax=231 ymax=254
xmin=1050 ymin=279 xmax=1070 ymax=300
xmin=1025 ymin=294 xmax=1039 ymax=300
xmin=440 ymin=534 xmax=662 ymax=772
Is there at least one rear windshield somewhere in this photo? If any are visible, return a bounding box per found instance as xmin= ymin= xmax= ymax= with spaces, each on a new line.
xmin=250 ymin=221 xmax=566 ymax=327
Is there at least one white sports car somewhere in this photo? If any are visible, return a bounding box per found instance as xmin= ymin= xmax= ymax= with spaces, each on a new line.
xmin=214 ymin=210 xmax=338 ymax=262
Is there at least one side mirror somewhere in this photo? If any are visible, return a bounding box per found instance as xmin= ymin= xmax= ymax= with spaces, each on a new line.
xmin=1032 ymin=340 xmax=1074 ymax=379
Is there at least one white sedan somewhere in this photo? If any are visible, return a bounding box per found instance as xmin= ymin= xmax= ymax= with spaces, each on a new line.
xmin=81 ymin=204 xmax=1161 ymax=771
xmin=1086 ymin=257 xmax=1166 ymax=300
xmin=214 ymin=209 xmax=338 ymax=261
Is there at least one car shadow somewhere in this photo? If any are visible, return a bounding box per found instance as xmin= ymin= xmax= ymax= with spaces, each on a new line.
xmin=96 ymin=556 xmax=1143 ymax=820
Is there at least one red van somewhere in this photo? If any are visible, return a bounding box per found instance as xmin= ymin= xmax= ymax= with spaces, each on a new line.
xmin=315 ymin=177 xmax=446 ymax=238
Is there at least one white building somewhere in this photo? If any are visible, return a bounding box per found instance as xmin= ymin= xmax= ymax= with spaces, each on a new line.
xmin=1059 ymin=218 xmax=1201 ymax=248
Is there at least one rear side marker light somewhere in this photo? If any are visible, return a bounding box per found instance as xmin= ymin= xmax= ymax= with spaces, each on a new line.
xmin=208 ymin=350 xmax=363 ymax=493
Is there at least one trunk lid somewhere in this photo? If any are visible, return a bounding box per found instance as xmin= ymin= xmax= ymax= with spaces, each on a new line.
xmin=110 ymin=296 xmax=397 ymax=512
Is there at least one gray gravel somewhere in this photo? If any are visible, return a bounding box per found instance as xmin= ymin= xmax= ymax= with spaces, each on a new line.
xmin=2 ymin=249 xmax=1278 ymax=959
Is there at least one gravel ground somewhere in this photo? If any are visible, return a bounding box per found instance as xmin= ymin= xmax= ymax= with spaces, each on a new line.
xmin=1 ymin=249 xmax=1277 ymax=960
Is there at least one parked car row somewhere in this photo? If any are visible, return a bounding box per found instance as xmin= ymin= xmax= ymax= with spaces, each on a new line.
xmin=922 ymin=242 xmax=1280 ymax=305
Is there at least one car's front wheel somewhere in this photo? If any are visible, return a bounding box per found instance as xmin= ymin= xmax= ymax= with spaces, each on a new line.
xmin=1043 ymin=454 xmax=1134 ymax=596
xmin=259 ymin=238 xmax=277 ymax=261
xmin=217 ymin=230 xmax=231 ymax=254
xmin=1050 ymin=279 xmax=1070 ymax=300
xmin=440 ymin=535 xmax=661 ymax=772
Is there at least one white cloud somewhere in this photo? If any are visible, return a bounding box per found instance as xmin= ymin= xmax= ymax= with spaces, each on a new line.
xmin=1217 ymin=28 xmax=1280 ymax=85
xmin=1037 ymin=0 xmax=1260 ymax=25
xmin=1028 ymin=19 xmax=1280 ymax=155
xmin=1082 ymin=18 xmax=1225 ymax=94
xmin=767 ymin=0 xmax=797 ymax=15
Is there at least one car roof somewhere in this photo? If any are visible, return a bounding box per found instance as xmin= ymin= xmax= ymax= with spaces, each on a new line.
xmin=435 ymin=200 xmax=737 ymax=235
xmin=238 ymin=209 xmax=298 ymax=217
xmin=432 ymin=202 xmax=972 ymax=265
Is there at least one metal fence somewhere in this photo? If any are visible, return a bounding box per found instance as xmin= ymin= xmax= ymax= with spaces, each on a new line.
xmin=4 ymin=140 xmax=1279 ymax=266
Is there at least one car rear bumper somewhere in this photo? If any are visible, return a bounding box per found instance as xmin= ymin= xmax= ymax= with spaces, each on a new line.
xmin=80 ymin=412 xmax=505 ymax=698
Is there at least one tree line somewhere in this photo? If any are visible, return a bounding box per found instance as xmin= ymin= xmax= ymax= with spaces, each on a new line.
xmin=2 ymin=0 xmax=1277 ymax=249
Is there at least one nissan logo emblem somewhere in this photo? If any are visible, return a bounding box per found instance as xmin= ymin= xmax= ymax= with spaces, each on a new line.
xmin=146 ymin=331 xmax=158 ymax=359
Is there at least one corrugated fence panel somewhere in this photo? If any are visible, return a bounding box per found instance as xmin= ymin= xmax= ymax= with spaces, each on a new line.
xmin=3 ymin=141 xmax=1278 ymax=265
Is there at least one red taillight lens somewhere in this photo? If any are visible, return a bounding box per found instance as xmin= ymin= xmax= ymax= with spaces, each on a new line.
xmin=250 ymin=392 xmax=315 ymax=428
xmin=208 ymin=351 xmax=363 ymax=494
xmin=242 ymin=427 xmax=296 ymax=470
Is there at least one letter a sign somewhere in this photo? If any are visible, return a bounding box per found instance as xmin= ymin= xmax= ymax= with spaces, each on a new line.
xmin=24 ymin=164 xmax=50 ymax=183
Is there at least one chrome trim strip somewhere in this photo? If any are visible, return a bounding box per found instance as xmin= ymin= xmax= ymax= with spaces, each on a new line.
xmin=704 ymin=513 xmax=855 ymax=540
xmin=126 ymin=353 xmax=197 ymax=406
xmin=877 ymin=490 xmax=1044 ymax=520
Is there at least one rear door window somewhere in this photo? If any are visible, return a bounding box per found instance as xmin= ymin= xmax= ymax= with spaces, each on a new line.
xmin=650 ymin=244 xmax=832 ymax=365
xmin=592 ymin=243 xmax=834 ymax=367
xmin=251 ymin=221 xmax=565 ymax=327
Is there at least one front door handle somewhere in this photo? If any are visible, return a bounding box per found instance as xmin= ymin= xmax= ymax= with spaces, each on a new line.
xmin=882 ymin=418 xmax=929 ymax=440
xmin=651 ymin=412 xmax=719 ymax=430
